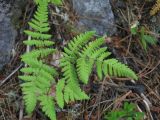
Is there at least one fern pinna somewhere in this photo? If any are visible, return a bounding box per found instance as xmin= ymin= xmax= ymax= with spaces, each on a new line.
xmin=56 ymin=31 xmax=138 ymax=108
xmin=19 ymin=0 xmax=60 ymax=120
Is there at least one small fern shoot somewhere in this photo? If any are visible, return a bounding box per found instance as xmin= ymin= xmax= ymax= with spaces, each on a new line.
xmin=56 ymin=31 xmax=138 ymax=108
xmin=19 ymin=0 xmax=58 ymax=120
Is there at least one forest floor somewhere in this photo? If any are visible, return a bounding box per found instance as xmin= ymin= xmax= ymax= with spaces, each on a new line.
xmin=0 ymin=0 xmax=160 ymax=120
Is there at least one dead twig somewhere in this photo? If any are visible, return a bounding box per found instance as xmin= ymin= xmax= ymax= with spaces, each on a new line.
xmin=0 ymin=64 xmax=23 ymax=87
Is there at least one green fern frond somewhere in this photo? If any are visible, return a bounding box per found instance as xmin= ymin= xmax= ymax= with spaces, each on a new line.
xmin=19 ymin=0 xmax=57 ymax=119
xmin=57 ymin=31 xmax=138 ymax=109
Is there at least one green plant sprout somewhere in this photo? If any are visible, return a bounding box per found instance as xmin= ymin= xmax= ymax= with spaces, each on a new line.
xmin=105 ymin=102 xmax=144 ymax=120
xmin=130 ymin=22 xmax=157 ymax=51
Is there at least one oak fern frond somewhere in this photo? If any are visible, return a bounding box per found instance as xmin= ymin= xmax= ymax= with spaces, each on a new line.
xmin=56 ymin=31 xmax=138 ymax=108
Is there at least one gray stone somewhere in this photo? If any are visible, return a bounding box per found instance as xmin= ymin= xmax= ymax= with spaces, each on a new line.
xmin=72 ymin=0 xmax=116 ymax=35
xmin=0 ymin=0 xmax=24 ymax=70
xmin=0 ymin=17 xmax=17 ymax=69
xmin=150 ymin=13 xmax=160 ymax=33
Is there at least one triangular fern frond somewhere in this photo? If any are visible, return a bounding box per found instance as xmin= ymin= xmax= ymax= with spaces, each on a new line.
xmin=57 ymin=31 xmax=138 ymax=110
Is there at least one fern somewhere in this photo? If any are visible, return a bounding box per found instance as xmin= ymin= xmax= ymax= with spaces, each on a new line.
xmin=19 ymin=0 xmax=59 ymax=120
xmin=150 ymin=0 xmax=160 ymax=15
xmin=20 ymin=0 xmax=138 ymax=119
xmin=56 ymin=31 xmax=138 ymax=108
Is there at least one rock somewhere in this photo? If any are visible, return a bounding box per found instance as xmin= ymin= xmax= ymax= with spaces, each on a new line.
xmin=0 ymin=17 xmax=17 ymax=69
xmin=150 ymin=13 xmax=160 ymax=33
xmin=71 ymin=0 xmax=116 ymax=35
xmin=0 ymin=0 xmax=25 ymax=70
